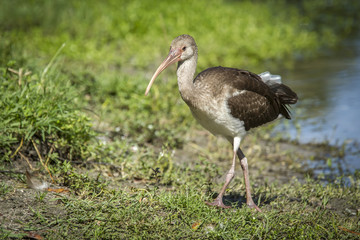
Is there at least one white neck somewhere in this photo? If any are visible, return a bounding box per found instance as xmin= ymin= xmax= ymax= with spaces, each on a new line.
xmin=176 ymin=55 xmax=197 ymax=103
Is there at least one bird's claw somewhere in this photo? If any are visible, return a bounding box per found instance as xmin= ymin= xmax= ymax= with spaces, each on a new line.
xmin=247 ymin=202 xmax=262 ymax=212
xmin=205 ymin=198 xmax=231 ymax=209
xmin=205 ymin=199 xmax=262 ymax=212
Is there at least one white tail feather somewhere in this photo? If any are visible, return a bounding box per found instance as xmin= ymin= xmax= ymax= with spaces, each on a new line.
xmin=258 ymin=71 xmax=282 ymax=85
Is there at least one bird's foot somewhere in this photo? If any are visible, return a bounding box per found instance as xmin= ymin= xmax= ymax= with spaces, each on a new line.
xmin=205 ymin=198 xmax=231 ymax=209
xmin=247 ymin=201 xmax=262 ymax=212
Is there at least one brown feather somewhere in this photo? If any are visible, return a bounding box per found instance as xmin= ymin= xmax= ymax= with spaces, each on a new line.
xmin=227 ymin=91 xmax=279 ymax=131
xmin=194 ymin=67 xmax=297 ymax=130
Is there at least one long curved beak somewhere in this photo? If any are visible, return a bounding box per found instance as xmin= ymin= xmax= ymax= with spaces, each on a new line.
xmin=145 ymin=48 xmax=182 ymax=96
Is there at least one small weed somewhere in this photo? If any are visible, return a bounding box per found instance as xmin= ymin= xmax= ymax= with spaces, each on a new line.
xmin=62 ymin=170 xmax=108 ymax=198
xmin=0 ymin=182 xmax=13 ymax=196
xmin=35 ymin=191 xmax=48 ymax=202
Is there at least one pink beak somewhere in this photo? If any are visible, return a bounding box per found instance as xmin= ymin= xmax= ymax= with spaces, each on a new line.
xmin=145 ymin=48 xmax=182 ymax=96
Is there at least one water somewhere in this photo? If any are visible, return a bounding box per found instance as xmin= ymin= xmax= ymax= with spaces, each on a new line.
xmin=276 ymin=37 xmax=360 ymax=176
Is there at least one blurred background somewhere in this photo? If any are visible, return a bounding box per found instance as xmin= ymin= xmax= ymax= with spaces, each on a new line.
xmin=1 ymin=0 xmax=359 ymax=179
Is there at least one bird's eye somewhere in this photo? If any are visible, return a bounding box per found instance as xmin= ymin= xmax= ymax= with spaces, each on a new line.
xmin=182 ymin=46 xmax=186 ymax=51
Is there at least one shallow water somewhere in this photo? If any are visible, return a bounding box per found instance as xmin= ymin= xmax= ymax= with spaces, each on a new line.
xmin=276 ymin=37 xmax=360 ymax=175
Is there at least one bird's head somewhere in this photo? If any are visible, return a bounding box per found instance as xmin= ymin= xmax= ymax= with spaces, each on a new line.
xmin=145 ymin=34 xmax=197 ymax=96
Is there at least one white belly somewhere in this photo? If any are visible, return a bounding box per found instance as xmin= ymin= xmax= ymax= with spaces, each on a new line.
xmin=189 ymin=98 xmax=247 ymax=141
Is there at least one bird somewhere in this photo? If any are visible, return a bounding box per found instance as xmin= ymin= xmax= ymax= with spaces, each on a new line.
xmin=145 ymin=34 xmax=298 ymax=212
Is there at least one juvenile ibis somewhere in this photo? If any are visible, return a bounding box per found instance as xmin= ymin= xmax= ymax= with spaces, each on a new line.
xmin=145 ymin=34 xmax=298 ymax=212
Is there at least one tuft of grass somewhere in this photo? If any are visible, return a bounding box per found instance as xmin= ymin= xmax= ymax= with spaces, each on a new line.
xmin=0 ymin=54 xmax=95 ymax=163
xmin=0 ymin=182 xmax=13 ymax=197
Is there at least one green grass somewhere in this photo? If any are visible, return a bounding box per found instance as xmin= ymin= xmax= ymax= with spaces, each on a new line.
xmin=6 ymin=169 xmax=359 ymax=239
xmin=2 ymin=0 xmax=358 ymax=70
xmin=0 ymin=53 xmax=95 ymax=162
xmin=1 ymin=0 xmax=359 ymax=150
xmin=0 ymin=182 xmax=13 ymax=197
xmin=1 ymin=0 xmax=360 ymax=239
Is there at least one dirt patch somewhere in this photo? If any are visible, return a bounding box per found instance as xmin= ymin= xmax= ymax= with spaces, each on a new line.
xmin=0 ymin=174 xmax=67 ymax=237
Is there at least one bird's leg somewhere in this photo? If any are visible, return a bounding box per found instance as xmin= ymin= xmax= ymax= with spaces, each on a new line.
xmin=206 ymin=137 xmax=241 ymax=209
xmin=237 ymin=149 xmax=262 ymax=212
xmin=206 ymin=149 xmax=236 ymax=208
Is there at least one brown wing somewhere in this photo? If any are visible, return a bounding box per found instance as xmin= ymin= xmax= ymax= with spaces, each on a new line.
xmin=227 ymin=91 xmax=279 ymax=131
xmin=195 ymin=67 xmax=296 ymax=128
xmin=195 ymin=66 xmax=282 ymax=115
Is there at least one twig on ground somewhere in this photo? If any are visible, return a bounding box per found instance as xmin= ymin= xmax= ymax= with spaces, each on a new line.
xmin=338 ymin=226 xmax=360 ymax=236
xmin=11 ymin=137 xmax=24 ymax=158
xmin=45 ymin=145 xmax=54 ymax=166
xmin=19 ymin=151 xmax=35 ymax=170
xmin=8 ymin=67 xmax=32 ymax=86
xmin=32 ymin=139 xmax=54 ymax=183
